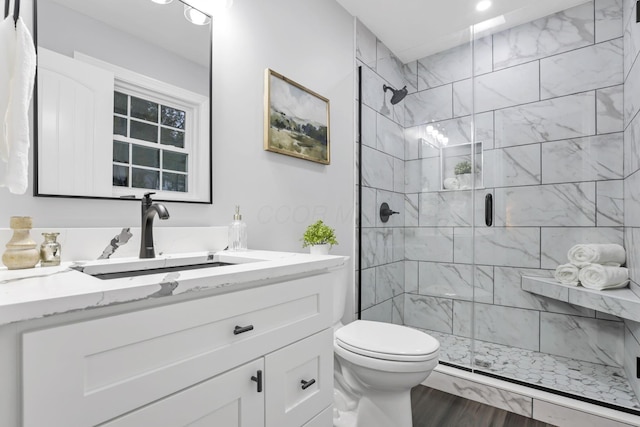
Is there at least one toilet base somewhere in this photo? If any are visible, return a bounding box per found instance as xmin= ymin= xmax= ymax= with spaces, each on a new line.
xmin=333 ymin=389 xmax=413 ymax=427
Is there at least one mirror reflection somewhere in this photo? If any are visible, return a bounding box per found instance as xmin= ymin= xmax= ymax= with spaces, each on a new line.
xmin=34 ymin=0 xmax=212 ymax=202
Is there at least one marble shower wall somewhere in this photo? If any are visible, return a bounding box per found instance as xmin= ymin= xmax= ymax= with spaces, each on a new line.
xmin=623 ymin=0 xmax=640 ymax=401
xmin=356 ymin=0 xmax=634 ymax=376
xmin=403 ymin=0 xmax=626 ymax=367
xmin=357 ymin=21 xmax=408 ymax=323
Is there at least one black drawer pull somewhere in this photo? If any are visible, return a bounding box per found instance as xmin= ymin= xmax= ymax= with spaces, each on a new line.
xmin=300 ymin=378 xmax=316 ymax=390
xmin=234 ymin=325 xmax=254 ymax=335
xmin=485 ymin=193 xmax=493 ymax=227
xmin=251 ymin=370 xmax=263 ymax=393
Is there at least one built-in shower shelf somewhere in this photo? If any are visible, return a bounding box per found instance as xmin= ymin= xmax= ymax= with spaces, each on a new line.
xmin=522 ymin=276 xmax=640 ymax=323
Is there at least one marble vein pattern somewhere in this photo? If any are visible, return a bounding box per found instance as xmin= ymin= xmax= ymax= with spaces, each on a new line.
xmin=540 ymin=312 xmax=624 ymax=366
xmin=540 ymin=38 xmax=623 ymax=99
xmin=98 ymin=228 xmax=133 ymax=260
xmin=356 ymin=20 xmax=376 ymax=68
xmin=361 ymin=299 xmax=392 ymax=323
xmin=393 ymin=158 xmax=404 ymax=193
xmin=597 ymin=180 xmax=624 ymax=226
xmin=404 ymin=84 xmax=453 ymax=127
xmin=404 ymin=193 xmax=419 ymax=227
xmin=493 ymin=267 xmax=592 ymax=317
xmin=424 ymin=371 xmax=533 ymax=418
xmin=626 ymin=228 xmax=640 ymax=287
xmin=423 ymin=329 xmax=640 ymax=409
xmin=454 ymin=227 xmax=541 ymax=268
xmin=377 ymin=39 xmax=406 ymax=92
xmin=403 ymin=61 xmax=418 ymax=94
xmin=624 ymin=111 xmax=640 ymax=175
xmin=541 ymin=133 xmax=624 ymax=183
xmin=453 ymin=301 xmax=541 ymax=351
xmin=404 ymin=158 xmax=440 ymax=193
xmin=360 ymin=267 xmax=375 ymax=310
xmin=625 ymin=170 xmax=640 ymax=227
xmin=540 ymin=227 xmax=624 ymax=269
xmin=623 ymin=0 xmax=640 ymax=78
xmin=595 ymin=0 xmax=624 ymax=43
xmin=405 ymin=260 xmax=419 ymax=294
xmin=494 ymin=92 xmax=596 ymax=148
xmin=360 ymin=105 xmax=376 ymax=149
xmin=492 ymin=2 xmax=594 ymax=70
xmin=361 ymin=146 xmax=394 ymax=191
xmin=360 ymin=227 xmax=393 ymax=269
xmin=404 ymin=293 xmax=454 ymax=334
xmin=418 ymin=262 xmax=493 ymax=303
xmin=376 ymin=261 xmax=404 ymax=303
xmin=376 ymin=189 xmax=404 ymax=228
xmin=453 ymin=62 xmax=540 ymax=116
xmin=361 ymin=186 xmax=376 ymax=228
xmin=597 ymin=85 xmax=624 ymax=134
xmin=624 ymin=326 xmax=640 ymax=402
xmin=495 ymin=183 xmax=596 ymax=227
xmin=392 ymin=294 xmax=404 ymax=325
xmin=623 ymin=43 xmax=640 ymax=127
xmin=405 ymin=227 xmax=454 ymax=262
xmin=483 ymin=145 xmax=541 ymax=188
xmin=419 ymin=191 xmax=473 ymax=227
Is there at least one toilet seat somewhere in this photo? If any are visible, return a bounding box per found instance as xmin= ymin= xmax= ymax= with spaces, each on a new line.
xmin=335 ymin=320 xmax=439 ymax=362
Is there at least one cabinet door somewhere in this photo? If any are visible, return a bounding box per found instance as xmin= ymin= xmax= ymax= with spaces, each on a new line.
xmin=102 ymin=359 xmax=264 ymax=427
xmin=265 ymin=328 xmax=333 ymax=427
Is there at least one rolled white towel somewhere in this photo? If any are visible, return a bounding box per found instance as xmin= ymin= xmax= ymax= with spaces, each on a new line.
xmin=578 ymin=264 xmax=629 ymax=290
xmin=567 ymin=243 xmax=625 ymax=267
xmin=554 ymin=263 xmax=580 ymax=286
xmin=443 ymin=177 xmax=459 ymax=190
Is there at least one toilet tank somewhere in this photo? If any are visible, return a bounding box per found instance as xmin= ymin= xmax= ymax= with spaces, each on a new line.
xmin=330 ymin=266 xmax=349 ymax=326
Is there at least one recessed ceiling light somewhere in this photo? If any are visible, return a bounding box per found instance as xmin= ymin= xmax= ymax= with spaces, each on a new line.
xmin=151 ymin=0 xmax=173 ymax=4
xmin=184 ymin=5 xmax=211 ymax=25
xmin=476 ymin=0 xmax=492 ymax=11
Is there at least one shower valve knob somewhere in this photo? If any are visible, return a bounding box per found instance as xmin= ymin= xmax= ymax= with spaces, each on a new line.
xmin=379 ymin=202 xmax=399 ymax=223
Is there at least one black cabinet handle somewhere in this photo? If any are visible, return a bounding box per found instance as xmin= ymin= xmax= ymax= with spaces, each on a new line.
xmin=485 ymin=193 xmax=493 ymax=227
xmin=300 ymin=378 xmax=316 ymax=390
xmin=251 ymin=370 xmax=263 ymax=393
xmin=234 ymin=325 xmax=254 ymax=335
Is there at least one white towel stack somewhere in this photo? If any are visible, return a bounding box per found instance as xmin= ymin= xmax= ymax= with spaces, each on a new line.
xmin=554 ymin=244 xmax=629 ymax=291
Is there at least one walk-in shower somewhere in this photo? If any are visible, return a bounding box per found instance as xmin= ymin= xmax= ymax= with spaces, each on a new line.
xmin=357 ymin=0 xmax=640 ymax=416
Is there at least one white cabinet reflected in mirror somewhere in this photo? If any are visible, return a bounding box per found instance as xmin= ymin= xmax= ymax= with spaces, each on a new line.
xmin=34 ymin=0 xmax=212 ymax=203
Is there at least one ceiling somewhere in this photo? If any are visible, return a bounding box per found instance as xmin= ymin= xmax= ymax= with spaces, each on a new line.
xmin=335 ymin=0 xmax=590 ymax=63
xmin=48 ymin=0 xmax=211 ymax=67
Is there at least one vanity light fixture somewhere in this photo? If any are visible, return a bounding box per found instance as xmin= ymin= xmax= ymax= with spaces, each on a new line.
xmin=421 ymin=125 xmax=448 ymax=149
xmin=476 ymin=0 xmax=492 ymax=11
xmin=184 ymin=5 xmax=211 ymax=25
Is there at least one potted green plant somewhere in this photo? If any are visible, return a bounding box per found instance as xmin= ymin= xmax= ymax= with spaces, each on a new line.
xmin=454 ymin=160 xmax=472 ymax=189
xmin=302 ymin=220 xmax=338 ymax=255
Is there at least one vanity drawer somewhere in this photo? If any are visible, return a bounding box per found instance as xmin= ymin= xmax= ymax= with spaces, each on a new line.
xmin=265 ymin=328 xmax=334 ymax=427
xmin=23 ymin=274 xmax=332 ymax=427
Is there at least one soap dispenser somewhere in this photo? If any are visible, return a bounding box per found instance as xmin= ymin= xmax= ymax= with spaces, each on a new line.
xmin=228 ymin=206 xmax=247 ymax=251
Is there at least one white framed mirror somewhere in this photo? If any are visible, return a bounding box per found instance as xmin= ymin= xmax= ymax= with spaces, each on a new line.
xmin=33 ymin=0 xmax=212 ymax=203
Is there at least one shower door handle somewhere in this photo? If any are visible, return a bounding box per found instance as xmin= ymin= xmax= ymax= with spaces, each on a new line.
xmin=485 ymin=193 xmax=493 ymax=227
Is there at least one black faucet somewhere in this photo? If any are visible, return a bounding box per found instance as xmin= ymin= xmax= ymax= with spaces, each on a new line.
xmin=139 ymin=192 xmax=170 ymax=258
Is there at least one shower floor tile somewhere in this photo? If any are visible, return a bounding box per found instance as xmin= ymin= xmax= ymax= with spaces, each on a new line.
xmin=419 ymin=328 xmax=640 ymax=410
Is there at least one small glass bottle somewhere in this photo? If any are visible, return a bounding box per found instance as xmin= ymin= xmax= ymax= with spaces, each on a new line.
xmin=228 ymin=206 xmax=247 ymax=251
xmin=40 ymin=232 xmax=62 ymax=266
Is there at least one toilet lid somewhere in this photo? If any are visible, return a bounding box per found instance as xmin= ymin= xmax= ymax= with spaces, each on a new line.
xmin=335 ymin=320 xmax=440 ymax=362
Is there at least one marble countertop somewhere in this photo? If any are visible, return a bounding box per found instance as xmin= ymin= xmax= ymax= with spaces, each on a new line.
xmin=522 ymin=276 xmax=640 ymax=322
xmin=0 ymin=250 xmax=347 ymax=326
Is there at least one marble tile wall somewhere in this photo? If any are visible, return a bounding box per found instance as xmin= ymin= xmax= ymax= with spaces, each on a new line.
xmin=400 ymin=0 xmax=627 ymax=367
xmin=623 ymin=0 xmax=640 ymax=402
xmin=357 ymin=19 xmax=409 ymax=322
xmin=357 ymin=0 xmax=637 ymax=401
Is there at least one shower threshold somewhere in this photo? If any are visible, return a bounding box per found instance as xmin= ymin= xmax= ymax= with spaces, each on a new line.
xmin=418 ymin=328 xmax=640 ymax=412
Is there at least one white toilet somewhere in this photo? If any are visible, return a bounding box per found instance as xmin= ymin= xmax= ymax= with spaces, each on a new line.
xmin=332 ymin=272 xmax=440 ymax=427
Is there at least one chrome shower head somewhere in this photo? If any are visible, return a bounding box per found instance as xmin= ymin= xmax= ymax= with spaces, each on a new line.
xmin=383 ymin=84 xmax=408 ymax=105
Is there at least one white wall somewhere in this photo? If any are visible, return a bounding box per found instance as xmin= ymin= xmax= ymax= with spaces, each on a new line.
xmin=1 ymin=0 xmax=354 ymax=260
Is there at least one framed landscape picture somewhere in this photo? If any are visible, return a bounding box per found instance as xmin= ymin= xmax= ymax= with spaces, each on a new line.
xmin=264 ymin=69 xmax=330 ymax=164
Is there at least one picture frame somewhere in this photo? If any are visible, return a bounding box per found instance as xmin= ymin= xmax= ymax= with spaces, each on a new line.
xmin=264 ymin=69 xmax=330 ymax=165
